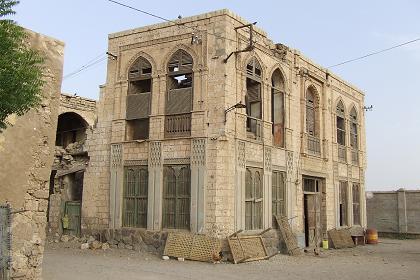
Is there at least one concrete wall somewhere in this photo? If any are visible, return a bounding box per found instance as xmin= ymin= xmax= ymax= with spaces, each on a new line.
xmin=367 ymin=189 xmax=420 ymax=234
xmin=0 ymin=30 xmax=64 ymax=279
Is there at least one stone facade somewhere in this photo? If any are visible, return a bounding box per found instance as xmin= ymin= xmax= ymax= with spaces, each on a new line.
xmin=82 ymin=9 xmax=367 ymax=248
xmin=0 ymin=30 xmax=64 ymax=279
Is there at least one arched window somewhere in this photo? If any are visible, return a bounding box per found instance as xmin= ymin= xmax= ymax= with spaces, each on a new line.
xmin=245 ymin=167 xmax=263 ymax=230
xmin=271 ymin=69 xmax=285 ymax=147
xmin=165 ymin=50 xmax=193 ymax=138
xmin=350 ymin=107 xmax=358 ymax=149
xmin=246 ymin=58 xmax=262 ymax=139
xmin=126 ymin=56 xmax=152 ymax=140
xmin=336 ymin=100 xmax=346 ymax=145
xmin=350 ymin=107 xmax=359 ymax=165
xmin=336 ymin=100 xmax=346 ymax=161
xmin=306 ymin=87 xmax=320 ymax=155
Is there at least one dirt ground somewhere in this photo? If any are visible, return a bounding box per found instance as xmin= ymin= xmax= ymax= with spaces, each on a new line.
xmin=42 ymin=238 xmax=420 ymax=280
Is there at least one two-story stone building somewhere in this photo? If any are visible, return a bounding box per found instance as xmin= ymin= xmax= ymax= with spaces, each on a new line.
xmin=81 ymin=9 xmax=367 ymax=248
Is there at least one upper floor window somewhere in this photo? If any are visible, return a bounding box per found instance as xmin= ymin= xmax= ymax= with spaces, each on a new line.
xmin=165 ymin=50 xmax=193 ymax=138
xmin=350 ymin=107 xmax=358 ymax=149
xmin=271 ymin=69 xmax=285 ymax=147
xmin=126 ymin=56 xmax=152 ymax=140
xmin=306 ymin=87 xmax=321 ymax=155
xmin=336 ymin=100 xmax=346 ymax=146
xmin=245 ymin=58 xmax=262 ymax=139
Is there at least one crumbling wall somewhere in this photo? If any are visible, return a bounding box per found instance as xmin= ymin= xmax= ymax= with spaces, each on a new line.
xmin=0 ymin=30 xmax=64 ymax=279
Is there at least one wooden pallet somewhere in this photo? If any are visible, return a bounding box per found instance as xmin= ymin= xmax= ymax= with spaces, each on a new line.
xmin=228 ymin=229 xmax=275 ymax=264
xmin=328 ymin=228 xmax=355 ymax=249
xmin=163 ymin=232 xmax=221 ymax=262
xmin=274 ymin=215 xmax=301 ymax=256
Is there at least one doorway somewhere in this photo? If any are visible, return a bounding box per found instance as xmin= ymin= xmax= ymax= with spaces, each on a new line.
xmin=303 ymin=176 xmax=323 ymax=248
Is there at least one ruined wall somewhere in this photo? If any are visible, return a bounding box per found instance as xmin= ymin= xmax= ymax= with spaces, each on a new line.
xmin=367 ymin=189 xmax=420 ymax=234
xmin=0 ymin=30 xmax=64 ymax=279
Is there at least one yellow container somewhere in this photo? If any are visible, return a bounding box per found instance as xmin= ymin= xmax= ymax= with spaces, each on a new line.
xmin=322 ymin=240 xmax=329 ymax=250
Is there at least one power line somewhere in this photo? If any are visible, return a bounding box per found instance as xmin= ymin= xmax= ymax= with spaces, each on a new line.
xmin=328 ymin=37 xmax=420 ymax=68
xmin=63 ymin=55 xmax=107 ymax=80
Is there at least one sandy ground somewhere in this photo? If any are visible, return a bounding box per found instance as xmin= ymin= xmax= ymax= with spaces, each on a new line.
xmin=42 ymin=238 xmax=420 ymax=280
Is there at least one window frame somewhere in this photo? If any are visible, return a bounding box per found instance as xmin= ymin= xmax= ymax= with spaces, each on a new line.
xmin=352 ymin=183 xmax=361 ymax=225
xmin=122 ymin=166 xmax=148 ymax=228
xmin=162 ymin=165 xmax=191 ymax=230
xmin=245 ymin=167 xmax=263 ymax=230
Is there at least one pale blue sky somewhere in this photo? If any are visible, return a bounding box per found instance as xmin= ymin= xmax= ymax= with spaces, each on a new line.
xmin=13 ymin=0 xmax=420 ymax=191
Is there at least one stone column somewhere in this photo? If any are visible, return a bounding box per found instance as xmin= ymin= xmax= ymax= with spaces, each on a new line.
xmin=263 ymin=147 xmax=272 ymax=228
xmin=235 ymin=140 xmax=246 ymax=230
xmin=397 ymin=189 xmax=408 ymax=233
xmin=191 ymin=139 xmax=206 ymax=233
xmin=109 ymin=144 xmax=123 ymax=229
xmin=148 ymin=141 xmax=163 ymax=230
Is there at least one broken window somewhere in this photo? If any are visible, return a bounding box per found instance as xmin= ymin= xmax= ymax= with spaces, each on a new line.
xmin=162 ymin=165 xmax=191 ymax=230
xmin=272 ymin=171 xmax=286 ymax=226
xmin=55 ymin=112 xmax=88 ymax=147
xmin=122 ymin=166 xmax=148 ymax=228
xmin=126 ymin=56 xmax=152 ymax=140
xmin=245 ymin=167 xmax=263 ymax=230
xmin=245 ymin=58 xmax=262 ymax=139
xmin=350 ymin=107 xmax=359 ymax=165
xmin=165 ymin=50 xmax=193 ymax=138
xmin=339 ymin=181 xmax=348 ymax=227
xmin=271 ymin=69 xmax=285 ymax=147
xmin=352 ymin=183 xmax=360 ymax=225
xmin=350 ymin=107 xmax=358 ymax=149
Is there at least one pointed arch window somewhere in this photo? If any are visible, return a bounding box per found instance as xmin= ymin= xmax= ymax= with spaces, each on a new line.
xmin=126 ymin=56 xmax=152 ymax=140
xmin=165 ymin=50 xmax=193 ymax=138
xmin=245 ymin=58 xmax=262 ymax=140
xmin=336 ymin=100 xmax=346 ymax=161
xmin=350 ymin=107 xmax=359 ymax=165
xmin=306 ymin=87 xmax=320 ymax=155
xmin=271 ymin=69 xmax=285 ymax=147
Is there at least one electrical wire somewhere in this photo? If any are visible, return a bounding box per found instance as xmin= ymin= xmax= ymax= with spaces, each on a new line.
xmin=328 ymin=37 xmax=420 ymax=68
xmin=63 ymin=55 xmax=107 ymax=80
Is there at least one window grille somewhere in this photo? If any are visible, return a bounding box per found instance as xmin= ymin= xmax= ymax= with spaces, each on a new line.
xmin=245 ymin=168 xmax=263 ymax=230
xmin=271 ymin=69 xmax=285 ymax=147
xmin=122 ymin=167 xmax=148 ymax=228
xmin=163 ymin=165 xmax=191 ymax=230
xmin=352 ymin=183 xmax=360 ymax=225
xmin=272 ymin=171 xmax=286 ymax=225
xmin=339 ymin=181 xmax=348 ymax=227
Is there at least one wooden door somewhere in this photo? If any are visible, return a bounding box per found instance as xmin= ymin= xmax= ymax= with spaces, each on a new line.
xmin=304 ymin=194 xmax=321 ymax=247
xmin=64 ymin=201 xmax=81 ymax=236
